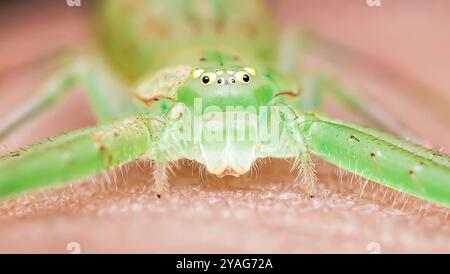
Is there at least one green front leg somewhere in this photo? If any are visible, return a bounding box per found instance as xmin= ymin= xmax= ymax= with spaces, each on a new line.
xmin=301 ymin=113 xmax=450 ymax=207
xmin=0 ymin=115 xmax=155 ymax=199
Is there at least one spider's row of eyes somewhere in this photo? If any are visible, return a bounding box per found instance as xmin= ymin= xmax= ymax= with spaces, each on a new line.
xmin=191 ymin=67 xmax=256 ymax=86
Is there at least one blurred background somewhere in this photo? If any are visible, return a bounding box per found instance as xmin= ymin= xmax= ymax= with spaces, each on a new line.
xmin=0 ymin=0 xmax=449 ymax=253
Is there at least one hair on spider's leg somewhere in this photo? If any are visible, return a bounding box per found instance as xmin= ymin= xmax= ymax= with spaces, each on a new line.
xmin=135 ymin=160 xmax=145 ymax=173
xmin=253 ymin=158 xmax=264 ymax=179
xmin=203 ymin=164 xmax=211 ymax=182
xmin=68 ymin=183 xmax=76 ymax=196
xmin=89 ymin=177 xmax=97 ymax=188
xmin=249 ymin=159 xmax=259 ymax=180
xmin=149 ymin=159 xmax=154 ymax=169
xmin=113 ymin=169 xmax=120 ymax=192
xmin=198 ymin=164 xmax=205 ymax=182
xmin=381 ymin=187 xmax=390 ymax=203
xmin=424 ymin=202 xmax=432 ymax=216
xmin=175 ymin=159 xmax=183 ymax=170
xmin=142 ymin=160 xmax=148 ymax=169
xmin=348 ymin=173 xmax=356 ymax=190
xmin=255 ymin=160 xmax=261 ymax=179
xmin=370 ymin=180 xmax=377 ymax=194
xmin=400 ymin=193 xmax=410 ymax=211
xmin=290 ymin=156 xmax=300 ymax=174
xmin=114 ymin=168 xmax=122 ymax=189
xmin=295 ymin=150 xmax=317 ymax=198
xmin=187 ymin=160 xmax=196 ymax=176
xmin=337 ymin=164 xmax=349 ymax=192
xmin=124 ymin=163 xmax=130 ymax=178
xmin=102 ymin=171 xmax=113 ymax=191
xmin=372 ymin=183 xmax=381 ymax=201
xmin=152 ymin=160 xmax=168 ymax=199
xmin=392 ymin=190 xmax=400 ymax=208
xmin=359 ymin=179 xmax=369 ymax=199
xmin=277 ymin=106 xmax=318 ymax=197
xmin=192 ymin=160 xmax=198 ymax=176
xmin=118 ymin=165 xmax=126 ymax=184
xmin=168 ymin=160 xmax=181 ymax=176
xmin=195 ymin=163 xmax=201 ymax=179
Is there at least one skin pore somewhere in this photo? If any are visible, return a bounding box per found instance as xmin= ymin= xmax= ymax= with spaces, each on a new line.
xmin=0 ymin=1 xmax=449 ymax=253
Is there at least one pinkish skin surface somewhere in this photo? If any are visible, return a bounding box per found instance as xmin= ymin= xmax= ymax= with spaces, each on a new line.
xmin=0 ymin=1 xmax=449 ymax=253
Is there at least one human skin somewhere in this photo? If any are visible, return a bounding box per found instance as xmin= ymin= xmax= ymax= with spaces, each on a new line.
xmin=0 ymin=1 xmax=449 ymax=253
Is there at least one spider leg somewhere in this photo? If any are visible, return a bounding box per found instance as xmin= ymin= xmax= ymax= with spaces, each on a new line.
xmin=300 ymin=112 xmax=450 ymax=207
xmin=145 ymin=103 xmax=188 ymax=198
xmin=0 ymin=114 xmax=157 ymax=199
xmin=274 ymin=103 xmax=318 ymax=197
xmin=297 ymin=73 xmax=417 ymax=140
xmin=276 ymin=30 xmax=417 ymax=140
xmin=0 ymin=53 xmax=145 ymax=140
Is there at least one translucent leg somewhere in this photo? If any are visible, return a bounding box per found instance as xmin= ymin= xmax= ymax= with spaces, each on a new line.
xmin=298 ymin=73 xmax=416 ymax=139
xmin=146 ymin=103 xmax=187 ymax=198
xmin=276 ymin=103 xmax=318 ymax=197
xmin=276 ymin=30 xmax=416 ymax=139
xmin=0 ymin=53 xmax=144 ymax=140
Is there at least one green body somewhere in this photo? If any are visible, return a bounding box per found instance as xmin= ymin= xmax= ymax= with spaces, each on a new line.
xmin=95 ymin=0 xmax=277 ymax=82
xmin=0 ymin=0 xmax=449 ymax=207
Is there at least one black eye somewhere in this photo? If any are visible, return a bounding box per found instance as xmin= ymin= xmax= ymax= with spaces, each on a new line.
xmin=217 ymin=79 xmax=222 ymax=84
xmin=200 ymin=73 xmax=216 ymax=85
xmin=236 ymin=71 xmax=251 ymax=84
xmin=230 ymin=78 xmax=236 ymax=84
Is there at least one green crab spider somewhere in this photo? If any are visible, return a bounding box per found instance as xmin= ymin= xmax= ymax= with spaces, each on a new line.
xmin=0 ymin=0 xmax=449 ymax=207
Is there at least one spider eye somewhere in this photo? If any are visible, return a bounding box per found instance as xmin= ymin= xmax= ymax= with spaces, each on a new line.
xmin=226 ymin=69 xmax=234 ymax=75
xmin=191 ymin=68 xmax=204 ymax=78
xmin=200 ymin=72 xmax=216 ymax=85
xmin=235 ymin=71 xmax=251 ymax=84
xmin=243 ymin=67 xmax=257 ymax=76
xmin=217 ymin=78 xmax=224 ymax=85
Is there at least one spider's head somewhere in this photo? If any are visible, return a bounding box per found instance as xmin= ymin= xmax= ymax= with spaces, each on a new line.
xmin=174 ymin=52 xmax=289 ymax=178
xmin=177 ymin=52 xmax=274 ymax=110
